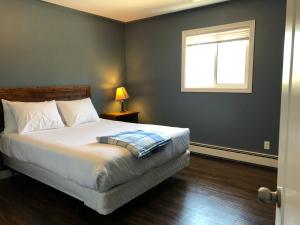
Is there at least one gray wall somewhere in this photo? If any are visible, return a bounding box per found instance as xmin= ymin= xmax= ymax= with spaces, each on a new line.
xmin=125 ymin=0 xmax=286 ymax=155
xmin=0 ymin=0 xmax=125 ymax=112
xmin=0 ymin=0 xmax=286 ymax=156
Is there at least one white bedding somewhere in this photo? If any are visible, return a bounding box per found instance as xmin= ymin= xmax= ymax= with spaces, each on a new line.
xmin=0 ymin=119 xmax=189 ymax=192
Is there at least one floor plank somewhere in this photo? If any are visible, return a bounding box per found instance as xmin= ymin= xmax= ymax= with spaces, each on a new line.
xmin=0 ymin=154 xmax=277 ymax=225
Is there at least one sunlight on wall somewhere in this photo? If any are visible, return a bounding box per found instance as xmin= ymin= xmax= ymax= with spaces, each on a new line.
xmin=96 ymin=65 xmax=125 ymax=113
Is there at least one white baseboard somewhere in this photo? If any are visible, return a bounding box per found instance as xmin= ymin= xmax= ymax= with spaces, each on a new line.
xmin=190 ymin=143 xmax=278 ymax=168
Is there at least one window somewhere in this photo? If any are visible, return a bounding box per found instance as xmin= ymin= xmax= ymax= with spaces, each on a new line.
xmin=181 ymin=20 xmax=255 ymax=93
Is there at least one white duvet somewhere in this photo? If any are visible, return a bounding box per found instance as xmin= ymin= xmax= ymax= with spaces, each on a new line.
xmin=0 ymin=119 xmax=189 ymax=192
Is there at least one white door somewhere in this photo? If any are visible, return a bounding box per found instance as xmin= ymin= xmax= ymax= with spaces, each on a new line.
xmin=266 ymin=0 xmax=300 ymax=224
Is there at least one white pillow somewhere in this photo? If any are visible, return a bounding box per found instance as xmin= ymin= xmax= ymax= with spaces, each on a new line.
xmin=7 ymin=100 xmax=65 ymax=134
xmin=1 ymin=99 xmax=17 ymax=133
xmin=56 ymin=98 xmax=99 ymax=127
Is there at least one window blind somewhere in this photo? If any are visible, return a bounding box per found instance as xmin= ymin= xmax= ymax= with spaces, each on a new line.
xmin=186 ymin=27 xmax=250 ymax=46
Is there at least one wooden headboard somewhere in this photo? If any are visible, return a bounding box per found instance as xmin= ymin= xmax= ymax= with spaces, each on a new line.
xmin=0 ymin=85 xmax=91 ymax=132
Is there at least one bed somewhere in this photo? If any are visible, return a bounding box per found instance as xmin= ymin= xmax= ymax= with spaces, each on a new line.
xmin=0 ymin=85 xmax=190 ymax=215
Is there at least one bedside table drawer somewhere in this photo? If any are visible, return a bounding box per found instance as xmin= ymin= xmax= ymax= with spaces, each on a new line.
xmin=116 ymin=114 xmax=138 ymax=123
xmin=101 ymin=111 xmax=139 ymax=123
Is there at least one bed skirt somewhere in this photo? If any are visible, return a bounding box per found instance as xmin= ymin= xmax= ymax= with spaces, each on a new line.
xmin=3 ymin=150 xmax=190 ymax=215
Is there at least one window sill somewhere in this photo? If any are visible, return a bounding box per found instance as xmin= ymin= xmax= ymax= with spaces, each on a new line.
xmin=181 ymin=87 xmax=252 ymax=93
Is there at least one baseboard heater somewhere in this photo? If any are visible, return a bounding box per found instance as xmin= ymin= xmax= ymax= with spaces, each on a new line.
xmin=190 ymin=142 xmax=278 ymax=168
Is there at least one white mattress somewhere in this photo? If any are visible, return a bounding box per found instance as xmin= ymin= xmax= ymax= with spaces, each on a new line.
xmin=0 ymin=119 xmax=189 ymax=192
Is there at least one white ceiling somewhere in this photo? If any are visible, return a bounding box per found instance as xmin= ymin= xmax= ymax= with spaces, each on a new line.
xmin=41 ymin=0 xmax=229 ymax=22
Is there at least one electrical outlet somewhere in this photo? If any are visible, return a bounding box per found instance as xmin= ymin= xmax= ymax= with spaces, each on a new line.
xmin=264 ymin=141 xmax=270 ymax=150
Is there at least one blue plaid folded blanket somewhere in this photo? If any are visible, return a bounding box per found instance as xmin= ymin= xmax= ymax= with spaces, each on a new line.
xmin=96 ymin=130 xmax=171 ymax=158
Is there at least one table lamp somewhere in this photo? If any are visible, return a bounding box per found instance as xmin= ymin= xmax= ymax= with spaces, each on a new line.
xmin=115 ymin=87 xmax=129 ymax=112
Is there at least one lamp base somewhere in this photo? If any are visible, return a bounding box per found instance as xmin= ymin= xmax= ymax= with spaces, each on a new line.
xmin=120 ymin=101 xmax=126 ymax=112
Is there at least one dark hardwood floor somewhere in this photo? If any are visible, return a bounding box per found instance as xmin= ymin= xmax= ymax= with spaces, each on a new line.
xmin=0 ymin=154 xmax=277 ymax=225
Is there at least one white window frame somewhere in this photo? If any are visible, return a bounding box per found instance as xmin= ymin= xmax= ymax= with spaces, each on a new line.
xmin=181 ymin=20 xmax=255 ymax=93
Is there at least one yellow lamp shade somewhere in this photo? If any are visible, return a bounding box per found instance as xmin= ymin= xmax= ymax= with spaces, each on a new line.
xmin=115 ymin=87 xmax=129 ymax=101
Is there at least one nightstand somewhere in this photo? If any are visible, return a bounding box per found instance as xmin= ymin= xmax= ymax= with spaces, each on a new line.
xmin=101 ymin=111 xmax=139 ymax=123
